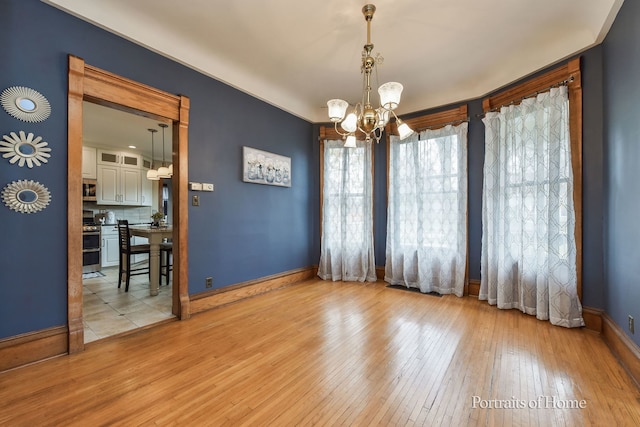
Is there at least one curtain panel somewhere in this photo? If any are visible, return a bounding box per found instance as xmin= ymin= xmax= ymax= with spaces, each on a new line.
xmin=385 ymin=123 xmax=468 ymax=296
xmin=318 ymin=139 xmax=376 ymax=282
xmin=480 ymin=86 xmax=584 ymax=328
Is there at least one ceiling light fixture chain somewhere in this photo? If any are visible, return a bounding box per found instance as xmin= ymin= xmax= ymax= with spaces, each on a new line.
xmin=326 ymin=4 xmax=414 ymax=147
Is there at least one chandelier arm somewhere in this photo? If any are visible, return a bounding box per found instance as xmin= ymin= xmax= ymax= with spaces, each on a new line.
xmin=333 ymin=121 xmax=349 ymax=138
xmin=373 ymin=126 xmax=383 ymax=142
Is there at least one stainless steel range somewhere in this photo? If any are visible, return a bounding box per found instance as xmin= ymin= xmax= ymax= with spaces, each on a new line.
xmin=82 ymin=210 xmax=101 ymax=273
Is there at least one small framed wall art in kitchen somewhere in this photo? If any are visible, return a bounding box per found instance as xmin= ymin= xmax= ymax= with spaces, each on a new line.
xmin=242 ymin=146 xmax=291 ymax=187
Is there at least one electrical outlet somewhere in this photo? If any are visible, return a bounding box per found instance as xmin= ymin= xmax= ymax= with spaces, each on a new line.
xmin=205 ymin=277 xmax=213 ymax=288
xmin=202 ymin=183 xmax=214 ymax=192
xmin=629 ymin=315 xmax=635 ymax=334
xmin=192 ymin=195 xmax=199 ymax=206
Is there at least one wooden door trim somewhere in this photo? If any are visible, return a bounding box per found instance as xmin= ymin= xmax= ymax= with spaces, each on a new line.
xmin=67 ymin=55 xmax=190 ymax=354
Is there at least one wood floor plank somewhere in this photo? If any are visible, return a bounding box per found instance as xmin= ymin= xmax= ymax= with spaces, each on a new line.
xmin=1 ymin=279 xmax=639 ymax=426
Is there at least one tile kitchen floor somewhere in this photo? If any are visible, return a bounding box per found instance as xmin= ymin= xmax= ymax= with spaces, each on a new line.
xmin=82 ymin=265 xmax=174 ymax=343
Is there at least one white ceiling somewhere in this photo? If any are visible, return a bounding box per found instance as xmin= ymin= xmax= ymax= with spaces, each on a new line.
xmin=48 ymin=0 xmax=622 ymax=129
xmin=82 ymin=102 xmax=172 ymax=160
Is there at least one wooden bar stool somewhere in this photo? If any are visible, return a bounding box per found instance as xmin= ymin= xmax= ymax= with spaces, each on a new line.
xmin=117 ymin=220 xmax=150 ymax=292
xmin=159 ymin=241 xmax=173 ymax=286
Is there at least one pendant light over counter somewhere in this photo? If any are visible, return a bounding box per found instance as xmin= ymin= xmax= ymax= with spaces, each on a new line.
xmin=146 ymin=123 xmax=172 ymax=181
xmin=156 ymin=123 xmax=172 ymax=178
xmin=146 ymin=128 xmax=159 ymax=181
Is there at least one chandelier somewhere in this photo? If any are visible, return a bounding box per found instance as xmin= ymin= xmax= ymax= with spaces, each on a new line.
xmin=327 ymin=4 xmax=414 ymax=147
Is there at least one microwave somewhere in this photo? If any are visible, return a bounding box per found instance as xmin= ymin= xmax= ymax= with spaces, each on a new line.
xmin=82 ymin=179 xmax=97 ymax=201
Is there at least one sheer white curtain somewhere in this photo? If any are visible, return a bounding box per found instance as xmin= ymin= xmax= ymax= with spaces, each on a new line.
xmin=318 ymin=139 xmax=376 ymax=282
xmin=481 ymin=86 xmax=584 ymax=327
xmin=385 ymin=123 xmax=468 ymax=296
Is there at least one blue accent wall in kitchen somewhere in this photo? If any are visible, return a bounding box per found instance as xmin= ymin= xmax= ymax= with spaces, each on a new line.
xmin=602 ymin=0 xmax=640 ymax=347
xmin=0 ymin=0 xmax=315 ymax=339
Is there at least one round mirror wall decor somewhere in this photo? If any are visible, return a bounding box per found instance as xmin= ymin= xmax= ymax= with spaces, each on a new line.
xmin=2 ymin=180 xmax=51 ymax=214
xmin=1 ymin=86 xmax=51 ymax=122
xmin=1 ymin=130 xmax=51 ymax=168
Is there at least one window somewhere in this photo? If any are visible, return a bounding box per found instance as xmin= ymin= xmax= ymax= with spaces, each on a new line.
xmin=317 ymin=137 xmax=376 ymax=282
xmin=482 ymin=57 xmax=583 ymax=298
xmin=385 ymin=108 xmax=468 ymax=297
xmin=393 ymin=133 xmax=461 ymax=249
xmin=480 ymin=58 xmax=584 ymax=327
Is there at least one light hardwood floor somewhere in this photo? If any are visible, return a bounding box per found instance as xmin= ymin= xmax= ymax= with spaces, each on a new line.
xmin=1 ymin=279 xmax=639 ymax=426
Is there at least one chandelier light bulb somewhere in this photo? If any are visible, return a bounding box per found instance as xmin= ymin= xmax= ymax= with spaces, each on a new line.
xmin=344 ymin=134 xmax=357 ymax=148
xmin=327 ymin=99 xmax=349 ymax=122
xmin=397 ymin=119 xmax=414 ymax=140
xmin=341 ymin=112 xmax=358 ymax=133
xmin=378 ymin=82 xmax=403 ymax=110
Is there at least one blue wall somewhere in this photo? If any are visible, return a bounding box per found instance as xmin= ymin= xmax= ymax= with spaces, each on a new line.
xmin=0 ymin=0 xmax=315 ymax=339
xmin=602 ymin=0 xmax=640 ymax=347
xmin=0 ymin=0 xmax=617 ymax=342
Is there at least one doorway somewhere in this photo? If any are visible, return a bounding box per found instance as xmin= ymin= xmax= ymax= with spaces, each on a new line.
xmin=67 ymin=55 xmax=190 ymax=353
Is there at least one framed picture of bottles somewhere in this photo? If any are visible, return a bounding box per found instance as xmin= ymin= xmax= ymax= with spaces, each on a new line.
xmin=242 ymin=146 xmax=291 ymax=187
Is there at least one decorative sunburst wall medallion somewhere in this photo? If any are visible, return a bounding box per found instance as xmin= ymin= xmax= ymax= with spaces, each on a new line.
xmin=2 ymin=180 xmax=51 ymax=214
xmin=1 ymin=131 xmax=51 ymax=168
xmin=1 ymin=86 xmax=51 ymax=122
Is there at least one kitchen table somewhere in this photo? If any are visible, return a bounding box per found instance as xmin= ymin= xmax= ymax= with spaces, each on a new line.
xmin=129 ymin=225 xmax=173 ymax=296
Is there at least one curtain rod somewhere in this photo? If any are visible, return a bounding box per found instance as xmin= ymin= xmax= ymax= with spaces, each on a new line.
xmin=319 ymin=117 xmax=469 ymax=140
xmin=475 ymin=76 xmax=574 ymax=119
xmin=411 ymin=117 xmax=470 ymax=133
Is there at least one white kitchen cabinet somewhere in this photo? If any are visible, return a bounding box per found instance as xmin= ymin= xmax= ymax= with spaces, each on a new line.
xmin=97 ymin=149 xmax=141 ymax=169
xmin=101 ymin=226 xmax=119 ymax=268
xmin=96 ymin=164 xmax=142 ymax=205
xmin=141 ymin=157 xmax=152 ymax=170
xmin=101 ymin=227 xmax=149 ymax=267
xmin=82 ymin=146 xmax=97 ymax=179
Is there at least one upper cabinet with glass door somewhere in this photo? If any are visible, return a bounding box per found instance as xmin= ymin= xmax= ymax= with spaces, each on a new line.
xmin=97 ymin=149 xmax=141 ymax=168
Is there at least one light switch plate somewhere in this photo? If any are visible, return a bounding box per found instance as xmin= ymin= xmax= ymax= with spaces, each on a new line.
xmin=189 ymin=182 xmax=202 ymax=191
xmin=202 ymin=183 xmax=214 ymax=191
